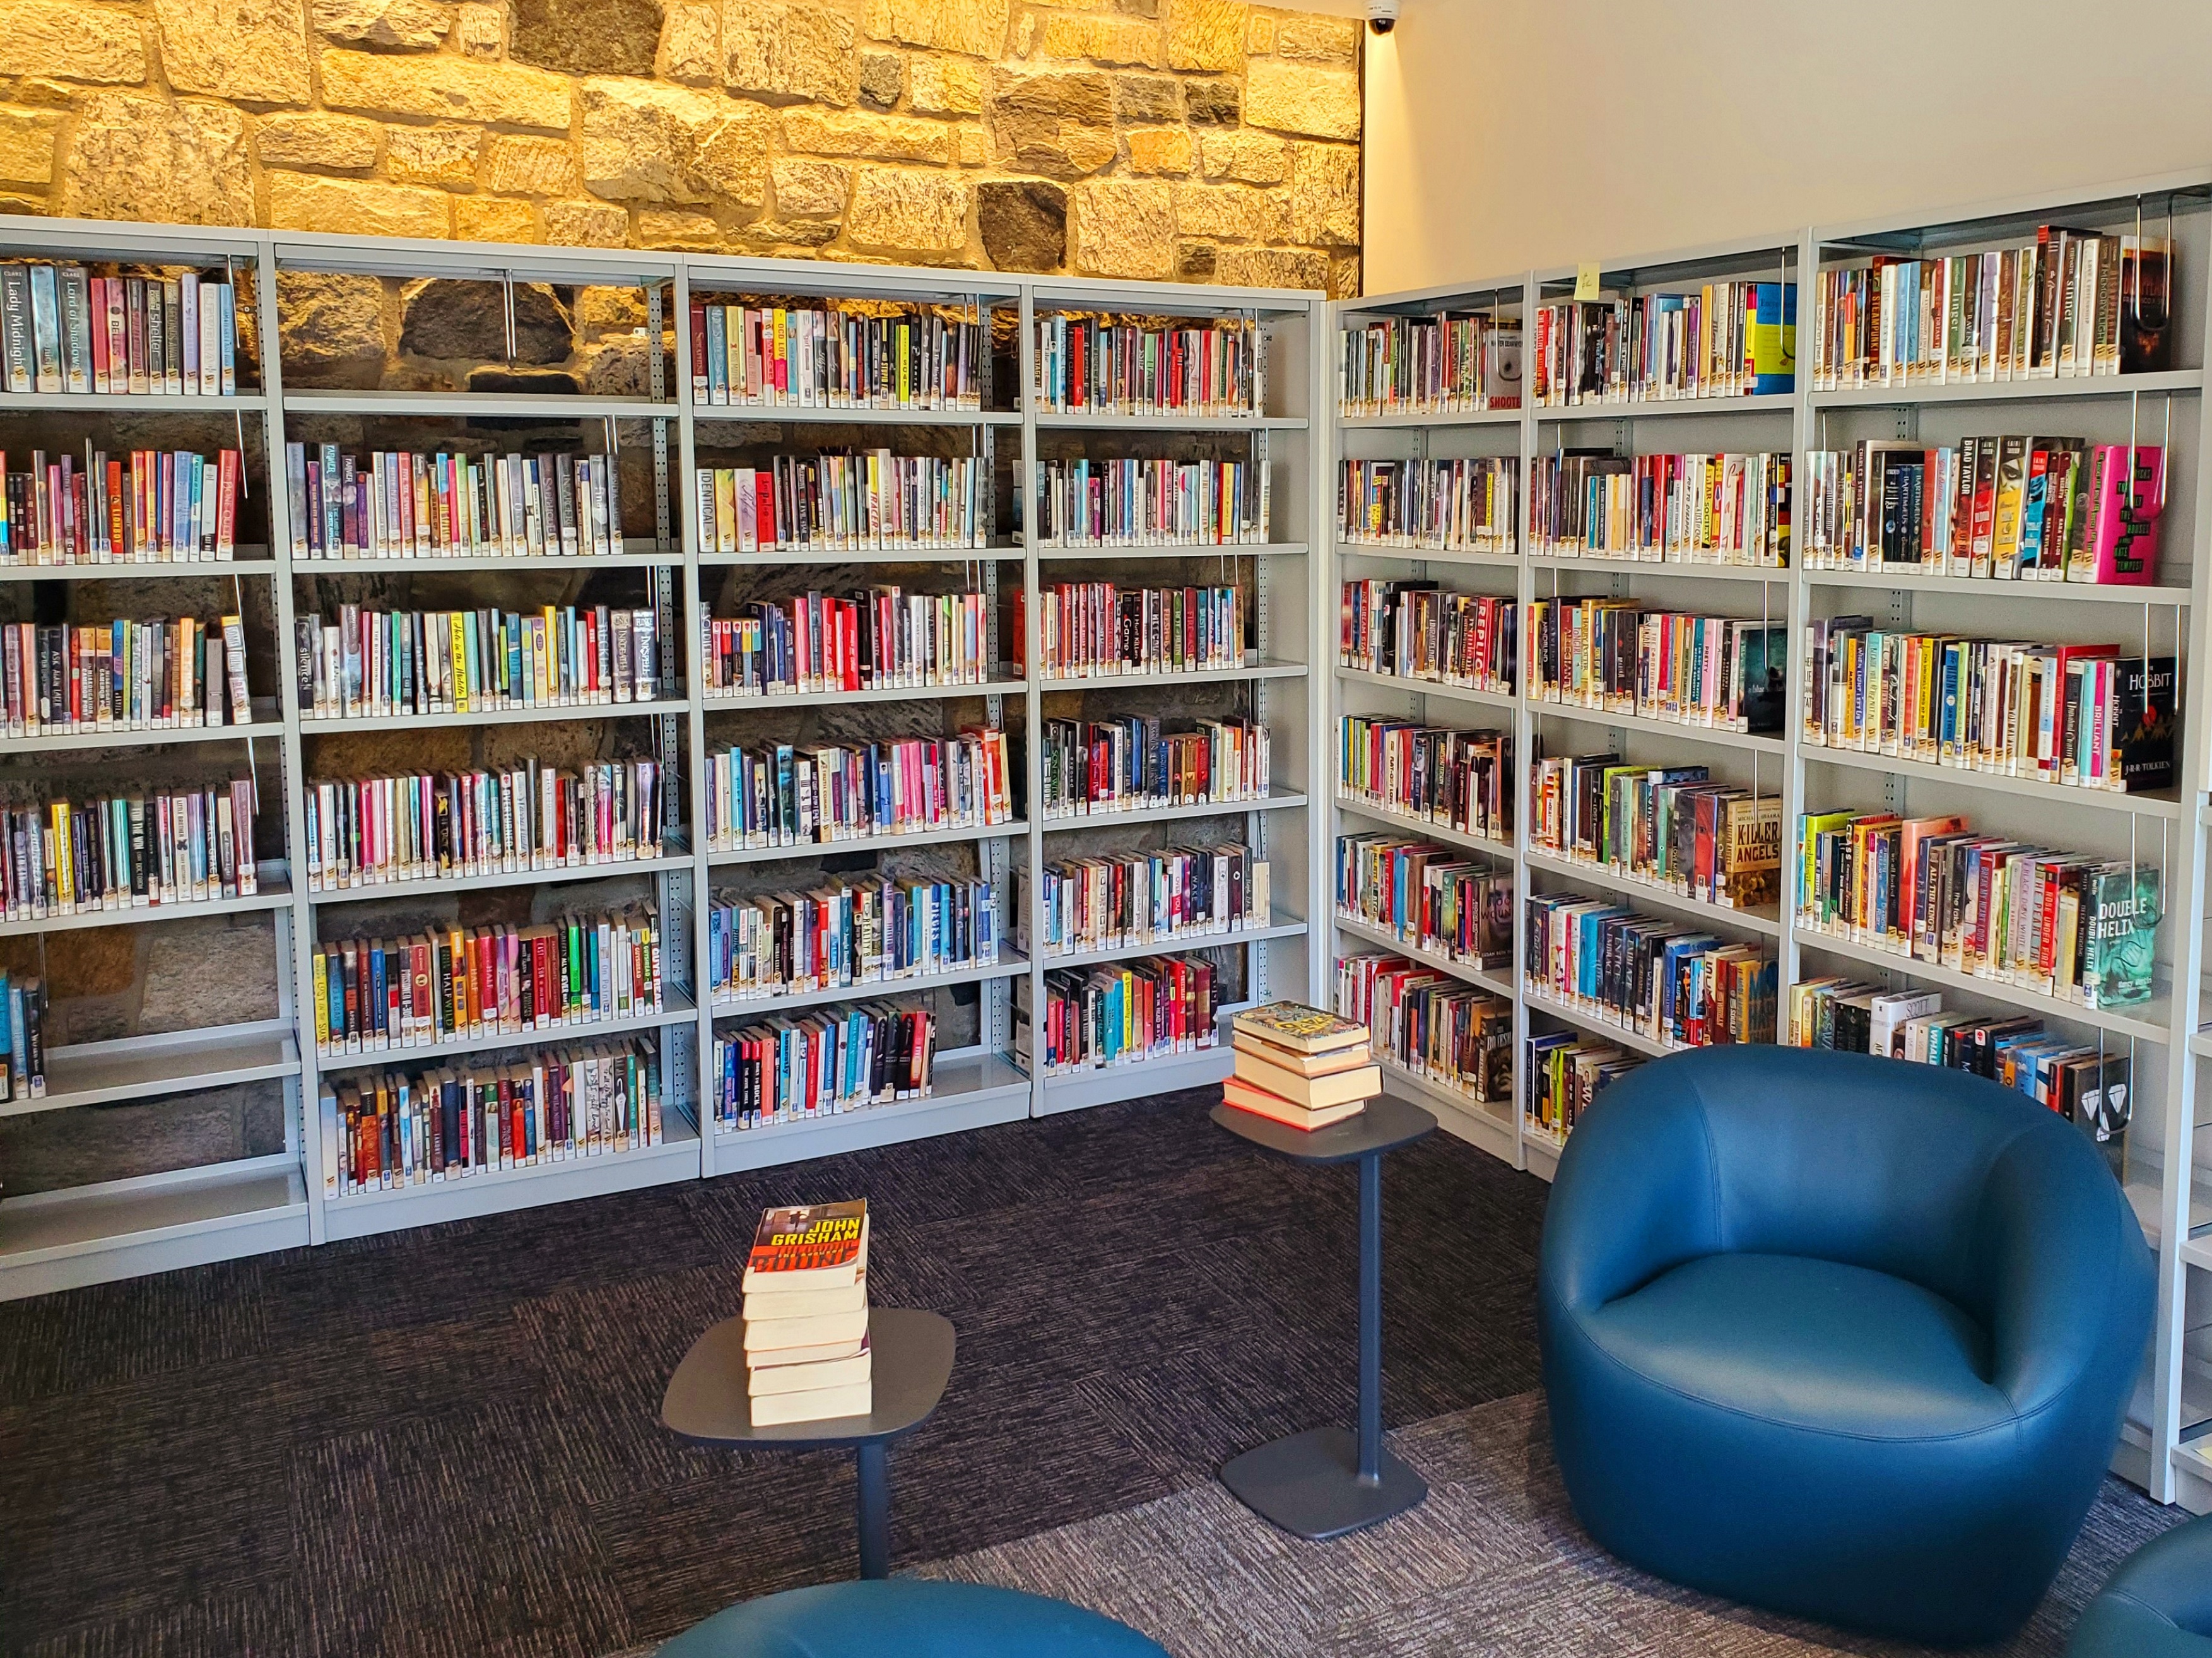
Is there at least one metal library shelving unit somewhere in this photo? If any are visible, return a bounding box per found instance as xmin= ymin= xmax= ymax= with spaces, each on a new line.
xmin=1329 ymin=168 xmax=2212 ymax=1512
xmin=0 ymin=217 xmax=1326 ymax=1299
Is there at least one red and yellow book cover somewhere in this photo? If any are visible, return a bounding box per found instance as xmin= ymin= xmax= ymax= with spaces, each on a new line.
xmin=743 ymin=1200 xmax=869 ymax=1293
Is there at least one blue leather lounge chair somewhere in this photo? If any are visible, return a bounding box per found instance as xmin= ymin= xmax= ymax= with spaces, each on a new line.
xmin=656 ymin=1580 xmax=1173 ymax=1657
xmin=2066 ymin=1512 xmax=2212 ymax=1657
xmin=1539 ymin=1045 xmax=2154 ymax=1645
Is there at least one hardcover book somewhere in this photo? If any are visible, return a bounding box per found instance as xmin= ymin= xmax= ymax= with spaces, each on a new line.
xmin=1230 ymin=1001 xmax=1368 ymax=1055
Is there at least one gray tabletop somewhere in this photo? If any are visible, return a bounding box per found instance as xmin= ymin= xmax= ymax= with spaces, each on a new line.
xmin=1211 ymin=1091 xmax=1437 ymax=1164
xmin=661 ymin=1305 xmax=955 ymax=1451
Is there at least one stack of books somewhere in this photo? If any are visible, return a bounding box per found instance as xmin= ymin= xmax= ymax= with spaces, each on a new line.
xmin=1223 ymin=1002 xmax=1379 ymax=1131
xmin=741 ymin=1199 xmax=873 ymax=1426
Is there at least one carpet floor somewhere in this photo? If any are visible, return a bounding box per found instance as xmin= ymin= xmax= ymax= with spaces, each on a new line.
xmin=919 ymin=1390 xmax=2184 ymax=1658
xmin=0 ymin=1085 xmax=1550 ymax=1657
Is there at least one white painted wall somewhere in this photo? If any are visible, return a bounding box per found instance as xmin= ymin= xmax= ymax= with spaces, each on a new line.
xmin=1362 ymin=0 xmax=2212 ymax=295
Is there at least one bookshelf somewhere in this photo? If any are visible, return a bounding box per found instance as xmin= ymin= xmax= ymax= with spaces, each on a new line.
xmin=1329 ymin=169 xmax=2212 ymax=1514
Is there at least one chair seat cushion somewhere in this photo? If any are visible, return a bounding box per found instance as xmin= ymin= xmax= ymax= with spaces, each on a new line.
xmin=1584 ymin=1252 xmax=2006 ymax=1441
xmin=656 ymin=1580 xmax=1172 ymax=1658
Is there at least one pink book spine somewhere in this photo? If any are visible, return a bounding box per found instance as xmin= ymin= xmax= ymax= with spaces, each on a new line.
xmin=2089 ymin=442 xmax=2165 ymax=584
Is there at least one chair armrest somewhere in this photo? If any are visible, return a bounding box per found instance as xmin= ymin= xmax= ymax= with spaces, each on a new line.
xmin=1980 ymin=1122 xmax=2155 ymax=1415
xmin=1539 ymin=1057 xmax=1727 ymax=1315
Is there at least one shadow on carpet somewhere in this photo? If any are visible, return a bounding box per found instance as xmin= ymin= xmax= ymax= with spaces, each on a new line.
xmin=917 ymin=1391 xmax=2185 ymax=1658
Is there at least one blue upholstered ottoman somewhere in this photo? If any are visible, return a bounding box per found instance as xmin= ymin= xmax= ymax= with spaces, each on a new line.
xmin=2067 ymin=1513 xmax=2212 ymax=1657
xmin=1539 ymin=1047 xmax=2155 ymax=1646
xmin=656 ymin=1580 xmax=1173 ymax=1657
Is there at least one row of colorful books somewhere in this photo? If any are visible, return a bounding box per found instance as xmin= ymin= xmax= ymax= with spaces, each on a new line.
xmin=1336 ymin=312 xmax=1521 ymax=416
xmin=1529 ymin=757 xmax=1782 ymax=912
xmin=2 ymin=615 xmax=252 ymax=738
xmin=1531 ymin=281 xmax=1796 ymax=407
xmin=1336 ymin=456 xmax=1516 ymax=553
xmin=691 ymin=300 xmax=985 ymax=409
xmin=1038 ymin=715 xmax=1271 ymax=820
xmin=703 ymin=731 xmax=1013 ymax=854
xmin=1524 ymin=893 xmax=1779 ymax=1049
xmin=1524 ymin=1030 xmax=1642 ymax=1143
xmin=1 ymin=262 xmax=238 ymax=397
xmin=1796 ymin=810 xmax=2160 ymax=1010
xmin=321 ymin=1042 xmax=666 ymax=1199
xmin=4 ymin=448 xmax=242 ymax=565
xmin=311 ymin=912 xmax=664 ymax=1056
xmin=715 ymin=1008 xmax=938 ymax=1131
xmin=1028 ymin=581 xmax=1245 ymax=679
xmin=302 ymin=761 xmax=667 ymax=892
xmin=1530 ymin=450 xmax=1791 ymax=567
xmin=1339 ymin=581 xmax=1515 ymax=695
xmin=1808 ymin=234 xmax=2170 ymax=390
xmin=694 ymin=455 xmax=988 ymax=555
xmin=1025 ymin=847 xmax=1270 ymax=958
xmin=289 ymin=444 xmax=625 ymax=563
xmin=1032 ymin=316 xmax=1262 ymax=416
xmin=295 ymin=604 xmax=662 ymax=719
xmin=1799 ymin=439 xmax=2163 ymax=582
xmin=1015 ymin=955 xmax=1221 ymax=1075
xmin=699 ymin=589 xmax=994 ymax=699
xmin=1338 ymin=717 xmax=1514 ymax=844
xmin=1529 ymin=601 xmax=1787 ymax=734
xmin=1801 ymin=621 xmax=2175 ymax=794
xmin=707 ymin=878 xmax=1000 ymax=1002
xmin=1337 ymin=955 xmax=1513 ymax=1108
xmin=1032 ymin=457 xmax=1271 ymax=548
xmin=1334 ymin=834 xmax=1512 ymax=971
xmin=1 ymin=782 xmax=262 ymax=919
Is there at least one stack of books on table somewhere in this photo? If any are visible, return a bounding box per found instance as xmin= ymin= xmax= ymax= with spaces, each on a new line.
xmin=1223 ymin=1002 xmax=1380 ymax=1131
xmin=741 ymin=1199 xmax=873 ymax=1426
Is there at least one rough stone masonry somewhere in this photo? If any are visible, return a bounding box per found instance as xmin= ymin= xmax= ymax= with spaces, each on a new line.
xmin=0 ymin=0 xmax=1363 ymax=296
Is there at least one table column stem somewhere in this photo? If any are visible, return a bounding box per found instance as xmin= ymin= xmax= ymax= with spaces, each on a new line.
xmin=1358 ymin=1146 xmax=1383 ymax=1485
xmin=857 ymin=1441 xmax=891 ymax=1578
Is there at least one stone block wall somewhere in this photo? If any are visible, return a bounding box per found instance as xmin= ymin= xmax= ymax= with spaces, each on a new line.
xmin=0 ymin=0 xmax=1363 ymax=296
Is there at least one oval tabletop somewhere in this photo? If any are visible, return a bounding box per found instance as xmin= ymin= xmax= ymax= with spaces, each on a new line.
xmin=1210 ymin=1092 xmax=1437 ymax=1165
xmin=661 ymin=1306 xmax=955 ymax=1452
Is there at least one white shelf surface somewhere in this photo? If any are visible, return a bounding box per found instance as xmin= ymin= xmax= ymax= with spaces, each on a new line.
xmin=1336 ymin=665 xmax=1517 ymax=714
xmin=709 ymin=820 xmax=1026 ymax=867
xmin=1531 ymin=700 xmax=1787 ymax=755
xmin=1803 ymin=567 xmax=2193 ymax=607
xmin=1373 ymin=1055 xmax=1517 ymax=1166
xmin=295 ymin=548 xmax=676 ymax=572
xmin=1792 ymin=927 xmax=2174 ymax=1045
xmin=1332 ymin=912 xmax=1515 ymax=999
xmin=0 ymin=560 xmax=278 ymax=583
xmin=1337 ymin=543 xmax=1521 ymax=570
xmin=1037 ymin=915 xmax=1305 ymax=973
xmin=1037 ymin=660 xmax=1306 ymax=690
xmin=1042 ymin=792 xmax=1305 ymax=832
xmin=1531 ymin=553 xmax=1788 ymax=583
xmin=1523 ymin=987 xmax=1676 ymax=1059
xmin=321 ymin=1117 xmax=701 ymax=1240
xmin=315 ymin=995 xmax=698 ymax=1072
xmin=0 ymin=881 xmax=293 ymax=941
xmin=0 ymin=1019 xmax=299 ymax=1120
xmin=309 ymin=850 xmax=685 ymax=905
xmin=703 ymin=677 xmax=1023 ymax=710
xmin=1037 ymin=1040 xmax=1233 ymax=1115
xmin=1333 ymin=795 xmax=1515 ymax=859
xmin=1033 ymin=411 xmax=1307 ymax=431
xmin=0 ymin=389 xmax=268 ymax=413
xmin=1035 ymin=542 xmax=1307 ymax=561
xmin=1536 ymin=391 xmax=1797 ymax=421
xmin=1521 ymin=846 xmax=1784 ymax=937
xmin=712 ymin=1052 xmax=1031 ymax=1171
xmin=710 ymin=958 xmax=1027 ymax=1018
xmin=699 ymin=545 xmax=1014 ymax=567
xmin=1339 ymin=406 xmax=1522 ymax=430
xmin=0 ymin=1155 xmax=308 ymax=1301
xmin=285 ymin=390 xmax=678 ymax=420
xmin=1808 ymin=368 xmax=2204 ymax=409
xmin=691 ymin=404 xmax=1018 ymax=427
xmin=303 ymin=697 xmax=689 ymax=735
xmin=0 ymin=717 xmax=272 ymax=755
xmin=1804 ymin=744 xmax=2186 ymax=818
xmin=1522 ymin=1135 xmax=1562 ymax=1184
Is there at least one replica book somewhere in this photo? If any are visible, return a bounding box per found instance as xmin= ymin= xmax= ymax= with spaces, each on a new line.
xmin=743 ymin=1199 xmax=868 ymax=1293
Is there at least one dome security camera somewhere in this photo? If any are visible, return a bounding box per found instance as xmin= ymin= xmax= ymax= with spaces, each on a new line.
xmin=1367 ymin=0 xmax=1397 ymax=32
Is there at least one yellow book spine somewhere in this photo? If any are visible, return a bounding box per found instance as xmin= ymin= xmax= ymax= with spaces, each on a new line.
xmin=447 ymin=612 xmax=468 ymax=713
xmin=313 ymin=951 xmax=330 ymax=1049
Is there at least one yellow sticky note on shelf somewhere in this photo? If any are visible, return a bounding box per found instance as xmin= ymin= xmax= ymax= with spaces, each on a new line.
xmin=1574 ymin=262 xmax=1601 ymax=302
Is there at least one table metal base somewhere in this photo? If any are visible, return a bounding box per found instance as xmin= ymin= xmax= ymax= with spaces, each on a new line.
xmin=1219 ymin=1425 xmax=1428 ymax=1541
